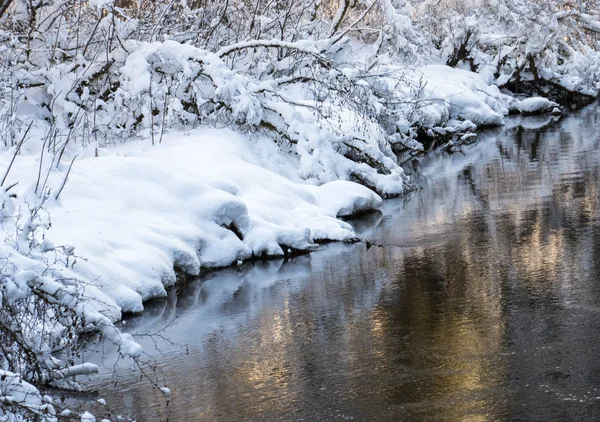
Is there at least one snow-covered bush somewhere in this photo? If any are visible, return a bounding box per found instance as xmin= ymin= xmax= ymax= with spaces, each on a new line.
xmin=5 ymin=0 xmax=595 ymax=197
xmin=2 ymin=0 xmax=599 ymax=170
xmin=0 ymin=0 xmax=425 ymax=196
xmin=0 ymin=208 xmax=163 ymax=420
xmin=0 ymin=147 xmax=161 ymax=420
xmin=413 ymin=0 xmax=600 ymax=98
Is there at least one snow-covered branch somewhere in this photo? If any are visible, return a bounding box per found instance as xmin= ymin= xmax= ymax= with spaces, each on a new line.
xmin=556 ymin=10 xmax=600 ymax=33
xmin=216 ymin=38 xmax=321 ymax=58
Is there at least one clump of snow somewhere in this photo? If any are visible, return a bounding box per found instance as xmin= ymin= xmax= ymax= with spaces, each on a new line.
xmin=0 ymin=370 xmax=57 ymax=421
xmin=317 ymin=181 xmax=383 ymax=217
xmin=0 ymin=370 xmax=43 ymax=407
xmin=81 ymin=411 xmax=96 ymax=422
xmin=418 ymin=65 xmax=509 ymax=127
xmin=317 ymin=180 xmax=383 ymax=217
xmin=55 ymin=363 xmax=99 ymax=379
xmin=517 ymin=97 xmax=560 ymax=115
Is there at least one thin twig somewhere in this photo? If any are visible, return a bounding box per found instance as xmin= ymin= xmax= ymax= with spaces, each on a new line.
xmin=1 ymin=122 xmax=32 ymax=187
xmin=54 ymin=155 xmax=77 ymax=200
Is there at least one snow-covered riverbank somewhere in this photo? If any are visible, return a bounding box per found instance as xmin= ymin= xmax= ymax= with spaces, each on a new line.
xmin=5 ymin=129 xmax=386 ymax=316
xmin=0 ymin=65 xmax=561 ymax=319
xmin=0 ymin=62 xmax=568 ymax=422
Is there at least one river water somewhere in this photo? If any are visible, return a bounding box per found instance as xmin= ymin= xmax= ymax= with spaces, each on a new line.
xmin=91 ymin=105 xmax=600 ymax=421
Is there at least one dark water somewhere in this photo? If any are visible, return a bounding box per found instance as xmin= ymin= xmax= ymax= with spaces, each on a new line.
xmin=92 ymin=106 xmax=600 ymax=421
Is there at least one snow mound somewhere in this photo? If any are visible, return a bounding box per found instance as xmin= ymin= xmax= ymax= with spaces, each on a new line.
xmin=0 ymin=370 xmax=43 ymax=407
xmin=316 ymin=181 xmax=383 ymax=217
xmin=418 ymin=65 xmax=509 ymax=127
xmin=517 ymin=97 xmax=559 ymax=115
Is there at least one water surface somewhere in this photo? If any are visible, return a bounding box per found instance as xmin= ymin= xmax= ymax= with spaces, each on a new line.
xmin=92 ymin=106 xmax=600 ymax=421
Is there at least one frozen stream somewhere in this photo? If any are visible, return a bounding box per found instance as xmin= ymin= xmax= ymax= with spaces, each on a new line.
xmin=90 ymin=105 xmax=600 ymax=421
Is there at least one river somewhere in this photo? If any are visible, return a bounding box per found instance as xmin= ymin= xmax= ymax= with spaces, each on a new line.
xmin=90 ymin=105 xmax=600 ymax=421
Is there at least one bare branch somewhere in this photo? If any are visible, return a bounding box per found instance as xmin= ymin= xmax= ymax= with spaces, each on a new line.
xmin=1 ymin=122 xmax=32 ymax=188
xmin=54 ymin=155 xmax=77 ymax=201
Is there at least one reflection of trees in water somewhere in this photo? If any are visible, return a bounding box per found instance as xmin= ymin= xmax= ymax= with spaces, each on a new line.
xmin=367 ymin=105 xmax=600 ymax=420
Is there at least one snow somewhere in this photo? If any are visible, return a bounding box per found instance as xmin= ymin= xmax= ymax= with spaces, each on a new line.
xmin=419 ymin=65 xmax=509 ymax=127
xmin=1 ymin=129 xmax=384 ymax=316
xmin=317 ymin=181 xmax=382 ymax=217
xmin=518 ymin=97 xmax=559 ymax=115
xmin=112 ymin=40 xmax=410 ymax=198
xmin=55 ymin=363 xmax=99 ymax=379
xmin=0 ymin=370 xmax=43 ymax=407
xmin=80 ymin=411 xmax=95 ymax=422
xmin=216 ymin=39 xmax=320 ymax=58
xmin=0 ymin=370 xmax=56 ymax=420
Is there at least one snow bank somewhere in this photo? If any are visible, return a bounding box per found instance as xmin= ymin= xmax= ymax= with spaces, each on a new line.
xmin=2 ymin=129 xmax=382 ymax=316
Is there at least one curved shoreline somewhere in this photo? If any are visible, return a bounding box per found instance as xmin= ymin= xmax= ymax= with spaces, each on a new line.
xmin=118 ymin=104 xmax=572 ymax=318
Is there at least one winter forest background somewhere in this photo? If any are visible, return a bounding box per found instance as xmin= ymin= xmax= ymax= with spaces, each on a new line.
xmin=1 ymin=0 xmax=600 ymax=420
